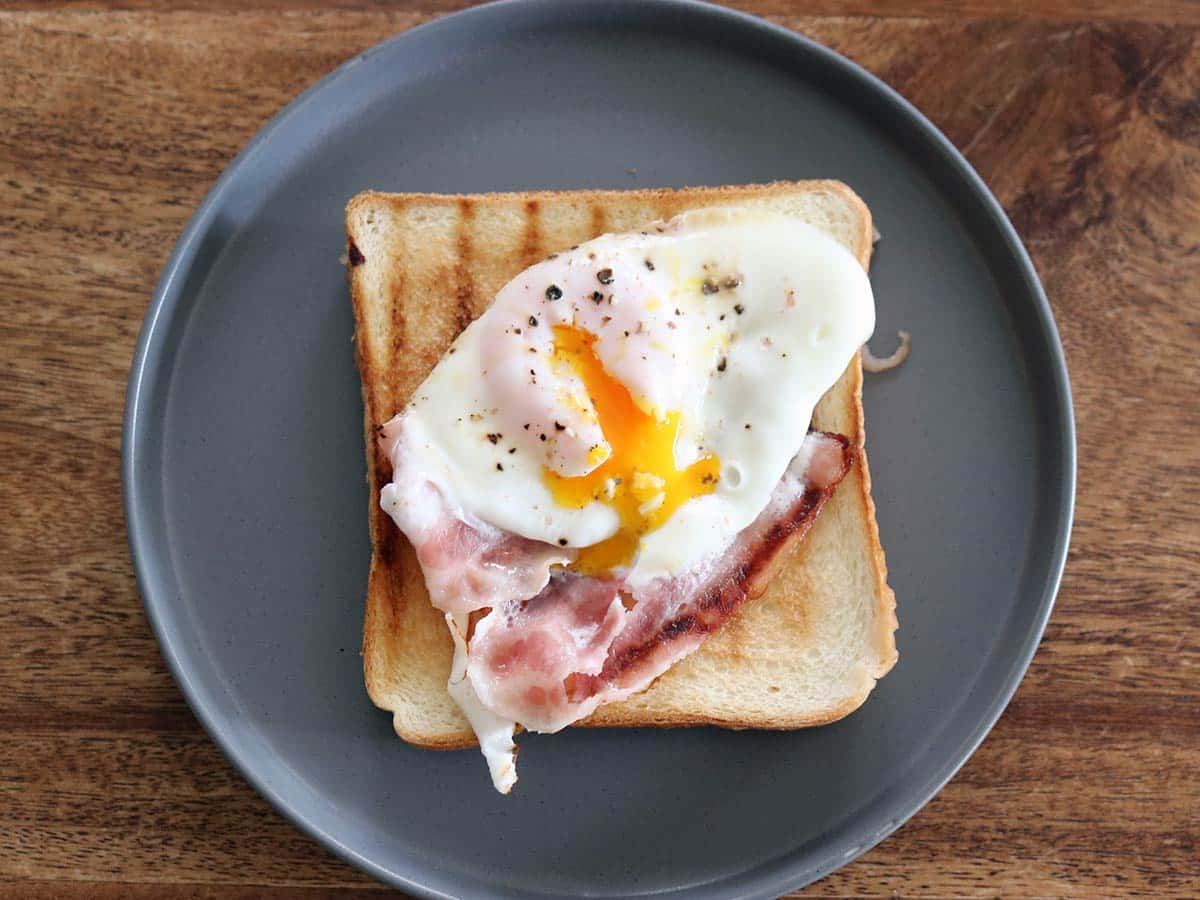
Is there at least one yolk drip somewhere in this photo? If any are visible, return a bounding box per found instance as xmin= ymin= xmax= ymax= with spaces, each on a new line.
xmin=544 ymin=325 xmax=720 ymax=575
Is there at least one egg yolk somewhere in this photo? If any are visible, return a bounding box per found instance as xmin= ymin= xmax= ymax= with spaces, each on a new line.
xmin=544 ymin=325 xmax=720 ymax=575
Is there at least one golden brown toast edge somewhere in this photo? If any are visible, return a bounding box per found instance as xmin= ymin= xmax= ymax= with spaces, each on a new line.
xmin=348 ymin=181 xmax=897 ymax=749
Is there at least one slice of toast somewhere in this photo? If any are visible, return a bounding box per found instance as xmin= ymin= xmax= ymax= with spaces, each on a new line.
xmin=347 ymin=181 xmax=897 ymax=749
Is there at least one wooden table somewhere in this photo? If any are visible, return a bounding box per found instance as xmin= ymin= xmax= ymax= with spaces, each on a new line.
xmin=2 ymin=1 xmax=1197 ymax=896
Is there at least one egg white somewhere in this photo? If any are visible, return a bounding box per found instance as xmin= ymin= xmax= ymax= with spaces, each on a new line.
xmin=395 ymin=207 xmax=875 ymax=586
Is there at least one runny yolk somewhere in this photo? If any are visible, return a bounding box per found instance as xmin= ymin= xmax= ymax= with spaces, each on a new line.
xmin=544 ymin=325 xmax=720 ymax=575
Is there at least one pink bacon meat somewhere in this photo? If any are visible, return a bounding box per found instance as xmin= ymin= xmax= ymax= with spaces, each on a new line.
xmin=382 ymin=425 xmax=853 ymax=734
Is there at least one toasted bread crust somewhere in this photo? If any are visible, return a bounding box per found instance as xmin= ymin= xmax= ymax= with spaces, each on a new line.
xmin=348 ymin=182 xmax=896 ymax=749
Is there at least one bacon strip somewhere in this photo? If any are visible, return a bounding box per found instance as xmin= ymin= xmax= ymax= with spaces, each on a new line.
xmin=586 ymin=431 xmax=851 ymax=696
xmin=379 ymin=462 xmax=572 ymax=618
xmin=382 ymin=427 xmax=852 ymax=735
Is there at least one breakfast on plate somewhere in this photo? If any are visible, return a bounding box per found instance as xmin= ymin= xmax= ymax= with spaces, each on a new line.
xmin=345 ymin=182 xmax=898 ymax=792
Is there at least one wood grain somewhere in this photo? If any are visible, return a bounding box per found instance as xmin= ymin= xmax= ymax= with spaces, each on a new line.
xmin=1 ymin=2 xmax=1197 ymax=897
xmin=6 ymin=0 xmax=1200 ymax=25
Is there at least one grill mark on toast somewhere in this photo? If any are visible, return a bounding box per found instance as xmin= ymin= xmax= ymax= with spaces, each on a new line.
xmin=520 ymin=200 xmax=542 ymax=266
xmin=357 ymin=327 xmax=395 ymax=567
xmin=376 ymin=508 xmax=397 ymax=566
xmin=388 ymin=274 xmax=409 ymax=413
xmin=602 ymin=434 xmax=854 ymax=679
xmin=373 ymin=425 xmax=396 ymax=566
xmin=453 ymin=198 xmax=477 ymax=334
xmin=589 ymin=204 xmax=608 ymax=237
xmin=642 ymin=197 xmax=675 ymax=232
xmin=386 ymin=198 xmax=410 ymax=414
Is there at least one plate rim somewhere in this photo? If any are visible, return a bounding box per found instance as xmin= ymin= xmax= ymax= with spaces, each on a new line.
xmin=122 ymin=0 xmax=1077 ymax=896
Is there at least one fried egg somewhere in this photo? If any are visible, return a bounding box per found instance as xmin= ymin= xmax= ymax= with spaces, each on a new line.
xmin=391 ymin=206 xmax=875 ymax=586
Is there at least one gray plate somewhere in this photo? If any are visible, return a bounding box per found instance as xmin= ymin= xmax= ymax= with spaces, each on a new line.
xmin=123 ymin=1 xmax=1075 ymax=896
